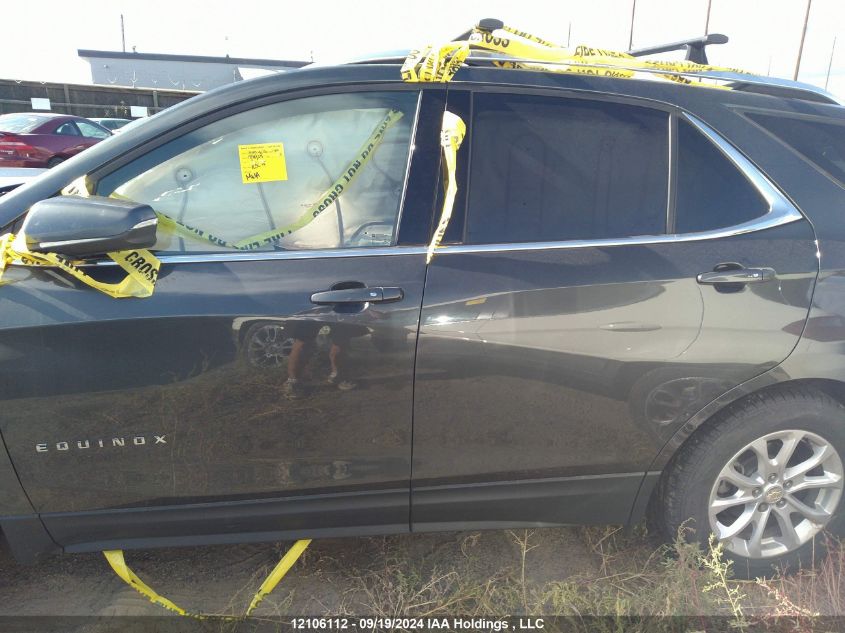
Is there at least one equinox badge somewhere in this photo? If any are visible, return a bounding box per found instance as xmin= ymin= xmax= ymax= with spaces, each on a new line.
xmin=35 ymin=435 xmax=167 ymax=453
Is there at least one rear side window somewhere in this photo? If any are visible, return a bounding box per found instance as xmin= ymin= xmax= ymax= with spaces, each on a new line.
xmin=674 ymin=120 xmax=769 ymax=233
xmin=746 ymin=112 xmax=845 ymax=189
xmin=465 ymin=93 xmax=668 ymax=244
xmin=0 ymin=114 xmax=49 ymax=133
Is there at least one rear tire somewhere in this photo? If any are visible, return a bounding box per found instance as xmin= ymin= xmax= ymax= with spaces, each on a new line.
xmin=46 ymin=157 xmax=65 ymax=168
xmin=659 ymin=386 xmax=845 ymax=579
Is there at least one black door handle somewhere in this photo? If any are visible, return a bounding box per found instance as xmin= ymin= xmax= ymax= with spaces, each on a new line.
xmin=696 ymin=267 xmax=776 ymax=285
xmin=310 ymin=286 xmax=404 ymax=305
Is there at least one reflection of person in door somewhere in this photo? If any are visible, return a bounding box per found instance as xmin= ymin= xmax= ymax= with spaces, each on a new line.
xmin=284 ymin=321 xmax=360 ymax=399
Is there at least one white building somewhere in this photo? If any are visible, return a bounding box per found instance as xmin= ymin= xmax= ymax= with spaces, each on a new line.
xmin=78 ymin=50 xmax=308 ymax=92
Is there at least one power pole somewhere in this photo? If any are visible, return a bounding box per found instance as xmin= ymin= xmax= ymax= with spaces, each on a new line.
xmin=704 ymin=0 xmax=712 ymax=35
xmin=826 ymin=36 xmax=837 ymax=90
xmin=567 ymin=22 xmax=571 ymax=48
xmin=628 ymin=0 xmax=637 ymax=50
xmin=793 ymin=0 xmax=812 ymax=81
xmin=120 ymin=14 xmax=126 ymax=53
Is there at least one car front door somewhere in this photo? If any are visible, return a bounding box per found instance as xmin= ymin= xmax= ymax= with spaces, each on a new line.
xmin=49 ymin=120 xmax=88 ymax=158
xmin=410 ymin=89 xmax=818 ymax=530
xmin=74 ymin=119 xmax=112 ymax=151
xmin=0 ymin=88 xmax=445 ymax=550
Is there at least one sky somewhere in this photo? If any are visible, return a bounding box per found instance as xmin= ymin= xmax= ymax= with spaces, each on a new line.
xmin=0 ymin=0 xmax=842 ymax=97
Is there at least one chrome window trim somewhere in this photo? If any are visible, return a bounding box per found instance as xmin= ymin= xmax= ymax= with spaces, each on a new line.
xmin=390 ymin=90 xmax=423 ymax=242
xmin=431 ymin=112 xmax=804 ymax=256
xmin=90 ymin=111 xmax=802 ymax=266
xmin=91 ymin=91 xmax=424 ymax=268
xmin=90 ymin=245 xmax=428 ymax=266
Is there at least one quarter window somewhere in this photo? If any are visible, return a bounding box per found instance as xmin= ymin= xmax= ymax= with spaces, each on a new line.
xmin=745 ymin=112 xmax=845 ymax=189
xmin=674 ymin=120 xmax=769 ymax=233
xmin=464 ymin=93 xmax=669 ymax=244
xmin=98 ymin=92 xmax=418 ymax=253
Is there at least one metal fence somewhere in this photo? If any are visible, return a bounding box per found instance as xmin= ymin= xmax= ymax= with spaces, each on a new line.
xmin=0 ymin=79 xmax=198 ymax=117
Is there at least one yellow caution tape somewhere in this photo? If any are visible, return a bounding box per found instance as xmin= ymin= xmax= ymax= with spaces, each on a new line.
xmin=104 ymin=550 xmax=197 ymax=617
xmin=103 ymin=539 xmax=311 ymax=620
xmin=401 ymin=21 xmax=751 ymax=89
xmin=156 ymin=108 xmax=404 ymax=252
xmin=427 ymin=111 xmax=466 ymax=264
xmin=0 ymin=232 xmax=158 ymax=299
xmin=0 ymin=109 xmax=403 ymax=300
xmin=246 ymin=538 xmax=312 ymax=616
xmin=401 ymin=42 xmax=470 ymax=83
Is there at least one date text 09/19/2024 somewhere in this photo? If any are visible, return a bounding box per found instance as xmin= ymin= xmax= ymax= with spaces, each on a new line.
xmin=290 ymin=617 xmax=545 ymax=630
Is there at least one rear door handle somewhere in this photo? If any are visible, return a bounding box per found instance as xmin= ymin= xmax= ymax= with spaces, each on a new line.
xmin=696 ymin=268 xmax=776 ymax=285
xmin=310 ymin=287 xmax=404 ymax=304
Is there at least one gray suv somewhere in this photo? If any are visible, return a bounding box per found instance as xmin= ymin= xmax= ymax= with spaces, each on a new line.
xmin=0 ymin=33 xmax=844 ymax=580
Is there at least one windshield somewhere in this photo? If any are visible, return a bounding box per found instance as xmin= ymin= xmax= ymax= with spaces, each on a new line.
xmin=0 ymin=114 xmax=50 ymax=134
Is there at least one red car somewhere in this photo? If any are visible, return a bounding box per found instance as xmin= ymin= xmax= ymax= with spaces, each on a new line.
xmin=0 ymin=113 xmax=111 ymax=168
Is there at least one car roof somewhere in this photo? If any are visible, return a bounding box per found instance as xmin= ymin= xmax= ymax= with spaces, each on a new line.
xmin=0 ymin=112 xmax=66 ymax=119
xmin=1 ymin=60 xmax=842 ymax=228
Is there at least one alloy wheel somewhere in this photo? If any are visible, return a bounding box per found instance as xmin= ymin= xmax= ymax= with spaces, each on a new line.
xmin=708 ymin=429 xmax=843 ymax=559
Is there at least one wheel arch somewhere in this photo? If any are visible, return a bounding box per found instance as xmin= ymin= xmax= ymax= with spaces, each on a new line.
xmin=629 ymin=376 xmax=845 ymax=525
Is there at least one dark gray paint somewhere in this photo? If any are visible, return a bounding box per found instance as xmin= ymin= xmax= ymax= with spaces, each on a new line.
xmin=0 ymin=61 xmax=843 ymax=560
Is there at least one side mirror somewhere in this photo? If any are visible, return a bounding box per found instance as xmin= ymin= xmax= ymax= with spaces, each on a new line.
xmin=21 ymin=195 xmax=157 ymax=257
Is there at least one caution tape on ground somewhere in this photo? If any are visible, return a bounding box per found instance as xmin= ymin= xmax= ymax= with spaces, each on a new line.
xmin=104 ymin=539 xmax=311 ymax=620
xmin=427 ymin=111 xmax=466 ymax=264
xmin=0 ymin=232 xmax=159 ymax=299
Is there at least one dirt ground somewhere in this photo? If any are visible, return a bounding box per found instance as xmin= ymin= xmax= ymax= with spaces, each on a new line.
xmin=0 ymin=527 xmax=597 ymax=620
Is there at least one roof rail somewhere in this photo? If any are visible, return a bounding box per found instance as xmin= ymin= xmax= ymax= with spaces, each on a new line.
xmin=460 ymin=53 xmax=841 ymax=105
xmin=627 ymin=33 xmax=728 ymax=65
xmin=345 ymin=51 xmax=840 ymax=105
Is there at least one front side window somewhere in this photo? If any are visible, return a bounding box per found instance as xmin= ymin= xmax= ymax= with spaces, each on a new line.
xmin=55 ymin=122 xmax=80 ymax=136
xmin=76 ymin=120 xmax=110 ymax=139
xmin=674 ymin=120 xmax=769 ymax=233
xmin=98 ymin=91 xmax=418 ymax=253
xmin=465 ymin=93 xmax=669 ymax=245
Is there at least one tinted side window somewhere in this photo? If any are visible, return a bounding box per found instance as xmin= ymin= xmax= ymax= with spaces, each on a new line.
xmin=98 ymin=92 xmax=418 ymax=253
xmin=465 ymin=94 xmax=668 ymax=244
xmin=746 ymin=112 xmax=845 ymax=189
xmin=675 ymin=120 xmax=768 ymax=233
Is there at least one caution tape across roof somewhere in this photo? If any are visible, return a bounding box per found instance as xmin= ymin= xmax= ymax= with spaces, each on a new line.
xmin=401 ymin=18 xmax=752 ymax=89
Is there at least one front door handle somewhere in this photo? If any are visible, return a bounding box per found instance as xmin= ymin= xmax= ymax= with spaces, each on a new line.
xmin=310 ymin=286 xmax=404 ymax=305
xmin=696 ymin=267 xmax=776 ymax=285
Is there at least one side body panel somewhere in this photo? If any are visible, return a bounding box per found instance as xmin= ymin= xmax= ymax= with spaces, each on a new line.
xmin=411 ymin=81 xmax=819 ymax=529
xmin=0 ymin=253 xmax=426 ymax=548
xmin=0 ymin=86 xmax=447 ymax=554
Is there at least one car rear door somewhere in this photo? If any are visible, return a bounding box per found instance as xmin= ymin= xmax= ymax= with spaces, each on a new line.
xmin=410 ymin=88 xmax=818 ymax=530
xmin=0 ymin=88 xmax=445 ymax=550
